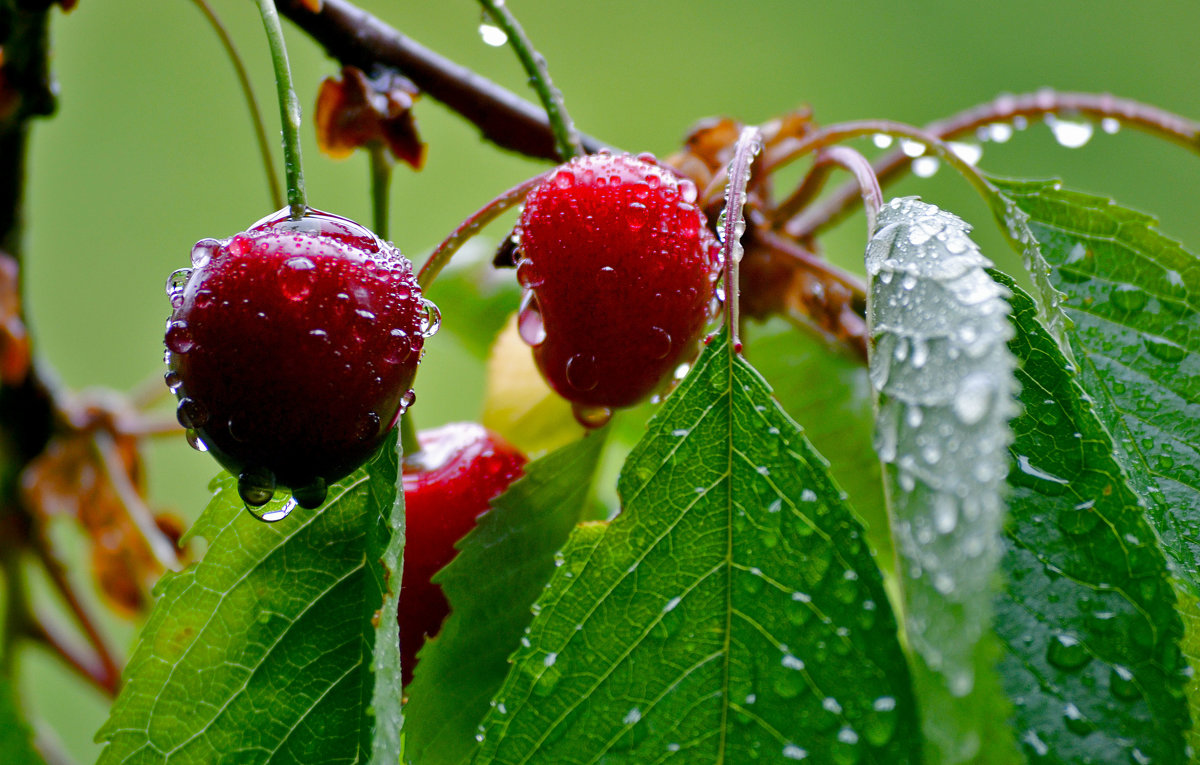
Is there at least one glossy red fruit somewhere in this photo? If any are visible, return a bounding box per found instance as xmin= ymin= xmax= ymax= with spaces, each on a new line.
xmin=164 ymin=207 xmax=438 ymax=513
xmin=515 ymin=153 xmax=722 ymax=417
xmin=400 ymin=422 xmax=526 ymax=683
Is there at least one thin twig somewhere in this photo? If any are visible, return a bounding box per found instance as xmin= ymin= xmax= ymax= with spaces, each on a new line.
xmin=91 ymin=431 xmax=181 ymax=574
xmin=813 ymin=146 xmax=882 ymax=235
xmin=275 ymin=0 xmax=607 ymax=161
xmin=719 ymin=127 xmax=764 ymax=350
xmin=28 ymin=533 xmax=121 ymax=692
xmin=25 ymin=610 xmax=119 ymax=697
xmin=791 ymin=90 xmax=1200 ymax=239
xmin=190 ymin=0 xmax=284 ymax=211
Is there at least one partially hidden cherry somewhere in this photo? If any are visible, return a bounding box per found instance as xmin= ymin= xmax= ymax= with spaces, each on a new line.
xmin=515 ymin=153 xmax=722 ymax=420
xmin=164 ymin=207 xmax=438 ymax=513
xmin=400 ymin=422 xmax=527 ymax=683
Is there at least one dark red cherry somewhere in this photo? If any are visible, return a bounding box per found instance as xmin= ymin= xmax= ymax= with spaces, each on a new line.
xmin=164 ymin=207 xmax=438 ymax=513
xmin=399 ymin=422 xmax=526 ymax=683
xmin=515 ymin=153 xmax=722 ymax=419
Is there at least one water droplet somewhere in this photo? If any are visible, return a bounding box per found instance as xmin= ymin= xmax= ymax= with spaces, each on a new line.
xmin=1109 ymin=665 xmax=1141 ymax=700
xmin=949 ymin=141 xmax=982 ymax=165
xmin=1101 ymin=117 xmax=1121 ymax=134
xmin=185 ymin=428 xmax=208 ymax=452
xmin=293 ymin=478 xmax=327 ymax=509
xmin=872 ymin=134 xmax=893 ymax=149
xmin=862 ymin=696 xmax=898 ymax=747
xmin=932 ymin=494 xmax=957 ymax=534
xmin=952 ymin=372 xmax=994 ymax=425
xmin=912 ymin=156 xmax=940 ymax=178
xmin=190 ymin=238 xmax=220 ymax=267
xmin=516 ymin=291 xmax=546 ymax=347
xmin=900 ymin=139 xmax=925 ymax=157
xmin=238 ymin=467 xmax=276 ymax=508
xmin=1046 ymin=633 xmax=1091 ymax=671
xmin=647 ymin=326 xmax=672 ymax=360
xmin=165 ymin=320 xmax=194 ymax=353
xmin=385 ymin=328 xmax=413 ymax=364
xmin=1144 ymin=336 xmax=1185 ymax=362
xmin=1046 ymin=115 xmax=1094 ymax=148
xmin=175 ymin=397 xmax=208 ymax=428
xmin=478 ymin=20 xmax=507 ymax=46
xmin=572 ymin=403 xmax=612 ymax=429
xmin=164 ymin=369 xmax=183 ymax=393
xmin=985 ymin=122 xmax=1013 ymax=143
xmin=625 ymin=201 xmax=649 ymax=232
xmin=565 ymin=353 xmax=598 ymax=391
xmin=1062 ymin=702 xmax=1095 ymax=735
xmin=398 ymin=389 xmax=416 ymax=417
xmin=417 ymin=298 xmax=441 ymax=337
xmin=250 ymin=497 xmax=297 ymax=523
xmin=1110 ymin=284 xmax=1148 ymax=312
xmin=280 ymin=256 xmax=316 ymax=301
xmin=782 ymin=744 xmax=808 ymax=760
xmin=165 ymin=268 xmax=193 ymax=301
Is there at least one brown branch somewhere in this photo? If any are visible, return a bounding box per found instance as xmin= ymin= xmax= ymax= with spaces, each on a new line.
xmin=790 ymin=89 xmax=1200 ymax=239
xmin=276 ymin=0 xmax=608 ymax=161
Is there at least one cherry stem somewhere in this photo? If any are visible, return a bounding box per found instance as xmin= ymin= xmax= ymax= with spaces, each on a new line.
xmin=477 ymin=0 xmax=583 ymax=161
xmin=417 ymin=170 xmax=551 ymax=290
xmin=190 ymin=0 xmax=283 ymax=211
xmin=719 ymin=126 xmax=764 ymax=350
xmin=791 ymin=90 xmax=1200 ymax=240
xmin=255 ymin=0 xmax=308 ymax=219
xmin=369 ymin=143 xmax=392 ymax=242
xmin=399 ymin=411 xmax=419 ymax=457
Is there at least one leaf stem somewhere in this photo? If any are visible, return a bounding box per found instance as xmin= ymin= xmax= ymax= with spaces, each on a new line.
xmin=190 ymin=0 xmax=284 ymax=211
xmin=416 ymin=170 xmax=550 ymax=290
xmin=370 ymin=143 xmax=392 ymax=241
xmin=254 ymin=0 xmax=308 ymax=219
xmin=718 ymin=126 xmax=763 ymax=351
xmin=477 ymin=0 xmax=583 ymax=161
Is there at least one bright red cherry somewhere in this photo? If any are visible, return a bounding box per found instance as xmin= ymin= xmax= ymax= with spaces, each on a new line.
xmin=400 ymin=422 xmax=526 ymax=683
xmin=164 ymin=207 xmax=438 ymax=513
xmin=515 ymin=152 xmax=722 ymax=419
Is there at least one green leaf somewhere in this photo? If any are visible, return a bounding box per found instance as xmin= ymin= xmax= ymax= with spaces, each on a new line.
xmin=991 ymin=179 xmax=1200 ymax=602
xmin=403 ymin=429 xmax=609 ymax=765
xmin=996 ymin=272 xmax=1190 ymax=764
xmin=0 ymin=673 xmax=44 ymax=765
xmin=866 ymin=197 xmax=1020 ymax=764
xmin=96 ymin=436 xmax=404 ymax=765
xmin=473 ymin=328 xmax=919 ymax=764
xmin=745 ymin=320 xmax=891 ymax=569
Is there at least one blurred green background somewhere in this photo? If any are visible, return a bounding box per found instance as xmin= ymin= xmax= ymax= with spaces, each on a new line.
xmin=14 ymin=0 xmax=1200 ymax=760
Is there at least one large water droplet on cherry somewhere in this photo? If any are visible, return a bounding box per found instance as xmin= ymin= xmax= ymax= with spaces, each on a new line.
xmin=417 ymin=298 xmax=441 ymax=337
xmin=572 ymin=402 xmax=612 ymax=429
xmin=565 ymin=353 xmax=598 ymax=391
xmin=238 ymin=467 xmax=276 ymax=508
xmin=280 ymin=256 xmax=316 ymax=301
xmin=165 ymin=320 xmax=194 ymax=353
xmin=517 ymin=291 xmax=546 ymax=346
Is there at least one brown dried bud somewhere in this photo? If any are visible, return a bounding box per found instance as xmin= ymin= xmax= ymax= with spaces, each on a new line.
xmin=315 ymin=66 xmax=425 ymax=169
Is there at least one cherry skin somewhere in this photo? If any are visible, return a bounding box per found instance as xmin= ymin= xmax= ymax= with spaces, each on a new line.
xmin=164 ymin=207 xmax=436 ymax=511
xmin=515 ymin=153 xmax=722 ymax=416
xmin=399 ymin=422 xmax=527 ymax=683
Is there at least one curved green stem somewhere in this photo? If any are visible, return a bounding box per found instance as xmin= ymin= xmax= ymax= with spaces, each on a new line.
xmin=477 ymin=0 xmax=582 ymax=161
xmin=370 ymin=144 xmax=392 ymax=241
xmin=399 ymin=411 xmax=420 ymax=458
xmin=191 ymin=0 xmax=283 ymax=211
xmin=255 ymin=0 xmax=308 ymax=218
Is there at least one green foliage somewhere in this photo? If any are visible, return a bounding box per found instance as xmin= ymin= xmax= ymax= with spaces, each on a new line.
xmin=992 ymin=179 xmax=1200 ymax=599
xmin=404 ymin=429 xmax=609 ymax=765
xmin=866 ymin=198 xmax=1021 ymax=764
xmin=472 ymin=329 xmax=919 ymax=764
xmin=95 ymin=437 xmax=404 ymax=765
xmin=0 ymin=673 xmax=44 ymax=765
xmin=997 ymin=272 xmax=1189 ymax=763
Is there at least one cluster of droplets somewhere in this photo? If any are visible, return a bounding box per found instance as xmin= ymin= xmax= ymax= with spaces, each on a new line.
xmin=866 ymin=198 xmax=1019 ymax=702
xmin=871 ymin=105 xmax=1122 ymax=180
